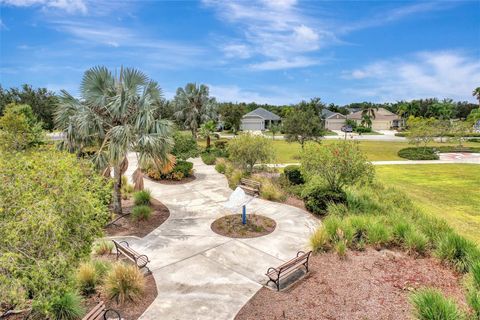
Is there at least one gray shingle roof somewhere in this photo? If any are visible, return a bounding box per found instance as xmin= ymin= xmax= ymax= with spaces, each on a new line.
xmin=243 ymin=107 xmax=281 ymax=120
xmin=321 ymin=109 xmax=345 ymax=119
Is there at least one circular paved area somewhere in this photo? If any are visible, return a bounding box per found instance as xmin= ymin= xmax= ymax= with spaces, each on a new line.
xmin=119 ymin=153 xmax=319 ymax=320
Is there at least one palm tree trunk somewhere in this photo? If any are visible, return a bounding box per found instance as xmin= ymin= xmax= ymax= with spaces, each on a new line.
xmin=206 ymin=135 xmax=211 ymax=149
xmin=113 ymin=166 xmax=123 ymax=215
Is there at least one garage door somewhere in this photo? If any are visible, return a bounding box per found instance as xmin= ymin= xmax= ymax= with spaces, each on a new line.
xmin=325 ymin=119 xmax=345 ymax=130
xmin=372 ymin=121 xmax=391 ymax=130
xmin=241 ymin=119 xmax=263 ymax=131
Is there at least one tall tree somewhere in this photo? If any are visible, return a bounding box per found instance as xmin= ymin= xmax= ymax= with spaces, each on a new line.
xmin=360 ymin=103 xmax=379 ymax=128
xmin=218 ymin=102 xmax=245 ymax=133
xmin=173 ymin=83 xmax=216 ymax=139
xmin=473 ymin=87 xmax=480 ymax=105
xmin=283 ymin=101 xmax=324 ymax=149
xmin=0 ymin=84 xmax=58 ymax=130
xmin=199 ymin=120 xmax=216 ymax=149
xmin=56 ymin=66 xmax=173 ymax=215
xmin=427 ymin=99 xmax=455 ymax=120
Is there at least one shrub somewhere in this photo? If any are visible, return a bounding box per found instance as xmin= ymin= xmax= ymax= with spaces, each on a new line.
xmin=50 ymin=292 xmax=85 ymax=320
xmin=77 ymin=262 xmax=97 ymax=295
xmin=201 ymin=152 xmax=217 ymax=165
xmin=131 ymin=205 xmax=152 ymax=221
xmin=93 ymin=240 xmax=114 ymax=255
xmin=92 ymin=260 xmax=112 ymax=281
xmin=302 ymin=184 xmax=347 ymax=215
xmin=259 ymin=179 xmax=286 ymax=201
xmin=227 ymin=169 xmax=244 ymax=190
xmin=301 ymin=141 xmax=374 ymax=192
xmin=355 ymin=126 xmax=371 ymax=133
xmin=227 ymin=134 xmax=274 ymax=173
xmin=104 ymin=263 xmax=145 ymax=304
xmin=215 ymin=158 xmax=226 ymax=173
xmin=133 ymin=189 xmax=151 ymax=206
xmin=398 ymin=147 xmax=439 ymax=160
xmin=435 ymin=232 xmax=479 ymax=273
xmin=467 ymin=289 xmax=480 ymax=319
xmin=471 ymin=261 xmax=480 ymax=289
xmin=214 ymin=140 xmax=228 ymax=149
xmin=121 ymin=175 xmax=134 ymax=199
xmin=365 ymin=222 xmax=391 ymax=248
xmin=283 ymin=165 xmax=304 ymax=185
xmin=410 ymin=288 xmax=462 ymax=320
xmin=172 ymin=131 xmax=199 ymax=160
xmin=172 ymin=160 xmax=193 ymax=178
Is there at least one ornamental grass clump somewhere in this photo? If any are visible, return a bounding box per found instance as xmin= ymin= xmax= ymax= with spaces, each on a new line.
xmin=133 ymin=189 xmax=151 ymax=206
xmin=94 ymin=240 xmax=114 ymax=255
xmin=410 ymin=288 xmax=463 ymax=320
xmin=131 ymin=205 xmax=152 ymax=221
xmin=50 ymin=292 xmax=85 ymax=320
xmin=76 ymin=262 xmax=97 ymax=295
xmin=104 ymin=263 xmax=145 ymax=304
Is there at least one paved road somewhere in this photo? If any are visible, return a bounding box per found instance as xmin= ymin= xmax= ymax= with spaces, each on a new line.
xmin=118 ymin=154 xmax=319 ymax=320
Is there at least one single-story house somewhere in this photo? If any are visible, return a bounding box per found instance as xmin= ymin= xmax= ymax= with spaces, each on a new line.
xmin=240 ymin=107 xmax=281 ymax=131
xmin=322 ymin=109 xmax=346 ymax=130
xmin=347 ymin=108 xmax=401 ymax=130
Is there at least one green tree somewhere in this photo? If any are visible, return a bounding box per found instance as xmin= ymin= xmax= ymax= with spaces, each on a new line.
xmin=0 ymin=103 xmax=44 ymax=151
xmin=227 ymin=134 xmax=274 ymax=173
xmin=171 ymin=131 xmax=199 ymax=160
xmin=199 ymin=120 xmax=216 ymax=149
xmin=473 ymin=87 xmax=480 ymax=105
xmin=0 ymin=84 xmax=58 ymax=130
xmin=301 ymin=141 xmax=374 ymax=192
xmin=428 ymin=99 xmax=455 ymax=120
xmin=397 ymin=101 xmax=420 ymax=119
xmin=406 ymin=116 xmax=436 ymax=149
xmin=467 ymin=108 xmax=480 ymax=126
xmin=0 ymin=148 xmax=111 ymax=316
xmin=360 ymin=103 xmax=379 ymax=128
xmin=218 ymin=102 xmax=245 ymax=133
xmin=173 ymin=83 xmax=216 ymax=139
xmin=269 ymin=122 xmax=281 ymax=140
xmin=449 ymin=121 xmax=470 ymax=147
xmin=56 ymin=66 xmax=173 ymax=215
xmin=283 ymin=101 xmax=324 ymax=149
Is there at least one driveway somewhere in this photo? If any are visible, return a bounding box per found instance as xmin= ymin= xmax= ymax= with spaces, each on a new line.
xmin=120 ymin=154 xmax=319 ymax=320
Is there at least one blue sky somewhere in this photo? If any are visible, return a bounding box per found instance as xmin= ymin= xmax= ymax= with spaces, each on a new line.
xmin=1 ymin=0 xmax=479 ymax=105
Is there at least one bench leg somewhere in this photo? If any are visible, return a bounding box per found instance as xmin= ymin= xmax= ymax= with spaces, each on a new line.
xmin=304 ymin=262 xmax=309 ymax=273
xmin=276 ymin=279 xmax=280 ymax=291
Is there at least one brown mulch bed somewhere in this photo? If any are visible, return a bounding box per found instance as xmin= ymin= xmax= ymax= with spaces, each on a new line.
xmin=211 ymin=214 xmax=276 ymax=238
xmin=144 ymin=174 xmax=196 ymax=185
xmin=106 ymin=198 xmax=169 ymax=238
xmin=84 ymin=255 xmax=157 ymax=320
xmin=235 ymin=248 xmax=467 ymax=320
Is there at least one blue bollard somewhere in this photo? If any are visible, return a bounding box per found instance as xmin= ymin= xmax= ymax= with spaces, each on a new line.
xmin=242 ymin=205 xmax=246 ymax=225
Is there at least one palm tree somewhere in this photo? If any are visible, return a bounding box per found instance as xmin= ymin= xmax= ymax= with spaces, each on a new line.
xmin=473 ymin=87 xmax=480 ymax=105
xmin=360 ymin=103 xmax=378 ymax=128
xmin=199 ymin=120 xmax=216 ymax=149
xmin=56 ymin=66 xmax=173 ymax=215
xmin=173 ymin=83 xmax=216 ymax=140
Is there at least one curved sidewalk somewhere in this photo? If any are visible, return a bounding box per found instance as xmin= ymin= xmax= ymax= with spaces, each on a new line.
xmin=121 ymin=153 xmax=319 ymax=320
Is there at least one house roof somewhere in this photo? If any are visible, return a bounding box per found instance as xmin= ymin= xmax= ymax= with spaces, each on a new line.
xmin=348 ymin=107 xmax=400 ymax=121
xmin=243 ymin=107 xmax=281 ymax=121
xmin=322 ymin=109 xmax=346 ymax=119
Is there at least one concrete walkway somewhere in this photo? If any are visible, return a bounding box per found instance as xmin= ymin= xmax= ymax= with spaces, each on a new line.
xmin=121 ymin=154 xmax=319 ymax=320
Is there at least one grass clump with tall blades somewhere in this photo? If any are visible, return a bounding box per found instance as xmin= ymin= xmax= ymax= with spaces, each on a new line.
xmin=133 ymin=189 xmax=151 ymax=206
xmin=104 ymin=263 xmax=145 ymax=304
xmin=410 ymin=288 xmax=463 ymax=320
xmin=50 ymin=292 xmax=85 ymax=320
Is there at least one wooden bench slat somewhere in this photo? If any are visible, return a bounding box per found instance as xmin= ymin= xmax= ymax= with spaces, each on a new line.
xmin=82 ymin=302 xmax=105 ymax=320
xmin=265 ymin=251 xmax=312 ymax=291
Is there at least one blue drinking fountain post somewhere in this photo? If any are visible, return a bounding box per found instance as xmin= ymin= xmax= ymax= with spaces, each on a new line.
xmin=242 ymin=205 xmax=246 ymax=225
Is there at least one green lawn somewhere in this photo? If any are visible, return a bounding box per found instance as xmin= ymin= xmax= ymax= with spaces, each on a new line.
xmin=376 ymin=164 xmax=480 ymax=244
xmin=271 ymin=140 xmax=479 ymax=163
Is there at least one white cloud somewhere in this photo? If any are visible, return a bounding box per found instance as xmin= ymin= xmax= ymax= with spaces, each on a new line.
xmin=204 ymin=0 xmax=336 ymax=70
xmin=208 ymin=84 xmax=301 ymax=105
xmin=0 ymin=18 xmax=7 ymax=30
xmin=1 ymin=0 xmax=88 ymax=14
xmin=343 ymin=51 xmax=480 ymax=102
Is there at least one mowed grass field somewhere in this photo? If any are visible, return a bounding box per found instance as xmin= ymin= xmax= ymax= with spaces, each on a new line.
xmin=270 ymin=140 xmax=479 ymax=163
xmin=376 ymin=164 xmax=480 ymax=244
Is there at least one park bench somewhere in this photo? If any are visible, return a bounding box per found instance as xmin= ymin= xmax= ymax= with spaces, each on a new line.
xmin=112 ymin=240 xmax=150 ymax=272
xmin=82 ymin=301 xmax=121 ymax=320
xmin=266 ymin=250 xmax=312 ymax=291
xmin=239 ymin=178 xmax=261 ymax=196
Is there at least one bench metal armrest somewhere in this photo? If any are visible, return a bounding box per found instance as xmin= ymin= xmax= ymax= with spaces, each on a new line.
xmin=297 ymin=250 xmax=305 ymax=257
xmin=266 ymin=267 xmax=279 ymax=277
xmin=118 ymin=240 xmax=129 ymax=247
xmin=136 ymin=254 xmax=150 ymax=265
xmin=103 ymin=309 xmax=121 ymax=320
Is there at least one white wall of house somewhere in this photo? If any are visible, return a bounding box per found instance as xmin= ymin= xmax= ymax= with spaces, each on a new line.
xmin=325 ymin=119 xmax=346 ymax=130
xmin=241 ymin=116 xmax=264 ymax=131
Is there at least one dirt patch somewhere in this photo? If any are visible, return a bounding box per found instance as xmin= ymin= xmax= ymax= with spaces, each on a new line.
xmin=283 ymin=195 xmax=307 ymax=211
xmin=106 ymin=198 xmax=169 ymax=238
xmin=211 ymin=214 xmax=276 ymax=238
xmin=235 ymin=248 xmax=467 ymax=320
xmin=144 ymin=174 xmax=196 ymax=185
